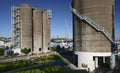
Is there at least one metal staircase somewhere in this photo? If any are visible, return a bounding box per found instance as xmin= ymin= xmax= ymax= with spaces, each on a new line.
xmin=70 ymin=5 xmax=118 ymax=70
xmin=70 ymin=5 xmax=114 ymax=44
xmin=12 ymin=6 xmax=21 ymax=49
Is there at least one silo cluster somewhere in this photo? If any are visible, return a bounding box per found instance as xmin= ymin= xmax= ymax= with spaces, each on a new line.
xmin=12 ymin=4 xmax=51 ymax=54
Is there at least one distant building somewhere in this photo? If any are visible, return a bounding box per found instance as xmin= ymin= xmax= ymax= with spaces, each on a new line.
xmin=12 ymin=4 xmax=51 ymax=54
xmin=4 ymin=41 xmax=12 ymax=47
xmin=115 ymin=40 xmax=120 ymax=54
xmin=0 ymin=40 xmax=4 ymax=47
xmin=50 ymin=38 xmax=73 ymax=49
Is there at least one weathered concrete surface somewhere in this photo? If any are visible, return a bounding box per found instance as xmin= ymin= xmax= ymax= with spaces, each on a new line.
xmin=43 ymin=11 xmax=50 ymax=53
xmin=33 ymin=9 xmax=43 ymax=54
xmin=20 ymin=4 xmax=33 ymax=50
xmin=72 ymin=0 xmax=114 ymax=52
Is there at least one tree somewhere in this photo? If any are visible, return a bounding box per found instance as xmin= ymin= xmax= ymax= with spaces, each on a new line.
xmin=10 ymin=45 xmax=13 ymax=49
xmin=0 ymin=48 xmax=5 ymax=56
xmin=7 ymin=50 xmax=14 ymax=57
xmin=51 ymin=39 xmax=55 ymax=42
xmin=21 ymin=48 xmax=29 ymax=55
xmin=56 ymin=45 xmax=61 ymax=52
xmin=5 ymin=46 xmax=9 ymax=50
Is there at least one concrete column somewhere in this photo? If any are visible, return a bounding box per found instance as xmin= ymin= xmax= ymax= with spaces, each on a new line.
xmin=95 ymin=57 xmax=98 ymax=68
xmin=33 ymin=9 xmax=43 ymax=54
xmin=103 ymin=57 xmax=106 ymax=63
xmin=111 ymin=54 xmax=116 ymax=70
xmin=42 ymin=11 xmax=50 ymax=53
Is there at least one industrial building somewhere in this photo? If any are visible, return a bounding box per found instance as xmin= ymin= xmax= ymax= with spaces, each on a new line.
xmin=72 ymin=0 xmax=114 ymax=71
xmin=12 ymin=4 xmax=51 ymax=54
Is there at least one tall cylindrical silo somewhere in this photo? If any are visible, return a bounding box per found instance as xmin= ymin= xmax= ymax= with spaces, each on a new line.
xmin=20 ymin=4 xmax=33 ymax=52
xmin=42 ymin=11 xmax=50 ymax=53
xmin=33 ymin=8 xmax=43 ymax=54
xmin=72 ymin=0 xmax=114 ymax=71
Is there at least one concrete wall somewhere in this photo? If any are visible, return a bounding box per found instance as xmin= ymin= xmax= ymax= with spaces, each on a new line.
xmin=0 ymin=41 xmax=4 ymax=46
xmin=33 ymin=9 xmax=43 ymax=53
xmin=20 ymin=5 xmax=33 ymax=50
xmin=43 ymin=11 xmax=50 ymax=52
xmin=73 ymin=0 xmax=114 ymax=52
xmin=75 ymin=52 xmax=111 ymax=71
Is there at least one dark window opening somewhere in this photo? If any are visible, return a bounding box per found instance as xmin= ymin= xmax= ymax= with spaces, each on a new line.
xmin=28 ymin=48 xmax=31 ymax=52
xmin=48 ymin=47 xmax=50 ymax=50
xmin=39 ymin=48 xmax=41 ymax=51
xmin=75 ymin=55 xmax=78 ymax=67
xmin=93 ymin=57 xmax=95 ymax=61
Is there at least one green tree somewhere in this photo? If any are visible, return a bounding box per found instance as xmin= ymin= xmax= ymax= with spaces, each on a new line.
xmin=21 ymin=48 xmax=29 ymax=55
xmin=51 ymin=39 xmax=55 ymax=42
xmin=5 ymin=46 xmax=9 ymax=50
xmin=56 ymin=45 xmax=61 ymax=50
xmin=10 ymin=45 xmax=13 ymax=49
xmin=0 ymin=48 xmax=5 ymax=56
xmin=7 ymin=50 xmax=14 ymax=57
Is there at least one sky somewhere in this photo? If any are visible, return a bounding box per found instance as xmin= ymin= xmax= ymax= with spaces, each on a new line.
xmin=115 ymin=0 xmax=120 ymax=39
xmin=0 ymin=0 xmax=120 ymax=39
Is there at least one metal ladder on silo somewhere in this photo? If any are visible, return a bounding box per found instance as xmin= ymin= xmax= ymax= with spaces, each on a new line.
xmin=70 ymin=5 xmax=114 ymax=44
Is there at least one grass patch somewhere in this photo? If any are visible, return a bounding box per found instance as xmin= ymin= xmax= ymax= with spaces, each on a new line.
xmin=14 ymin=66 xmax=74 ymax=73
xmin=0 ymin=54 xmax=62 ymax=72
xmin=35 ymin=54 xmax=61 ymax=62
xmin=0 ymin=60 xmax=35 ymax=72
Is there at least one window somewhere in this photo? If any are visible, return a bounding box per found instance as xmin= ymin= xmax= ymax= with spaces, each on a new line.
xmin=48 ymin=47 xmax=50 ymax=50
xmin=39 ymin=48 xmax=41 ymax=51
xmin=28 ymin=48 xmax=31 ymax=52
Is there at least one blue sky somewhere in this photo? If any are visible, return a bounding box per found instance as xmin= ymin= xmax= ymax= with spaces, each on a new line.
xmin=0 ymin=0 xmax=120 ymax=39
xmin=115 ymin=0 xmax=120 ymax=39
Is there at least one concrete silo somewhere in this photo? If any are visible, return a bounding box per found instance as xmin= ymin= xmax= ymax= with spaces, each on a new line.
xmin=20 ymin=4 xmax=33 ymax=52
xmin=33 ymin=8 xmax=43 ymax=54
xmin=42 ymin=10 xmax=51 ymax=53
xmin=72 ymin=0 xmax=114 ymax=71
xmin=12 ymin=4 xmax=51 ymax=54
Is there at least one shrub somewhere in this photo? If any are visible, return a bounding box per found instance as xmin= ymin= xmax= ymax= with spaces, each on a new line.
xmin=0 ymin=48 xmax=4 ymax=56
xmin=5 ymin=46 xmax=9 ymax=50
xmin=7 ymin=50 xmax=14 ymax=57
xmin=21 ymin=48 xmax=30 ymax=55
